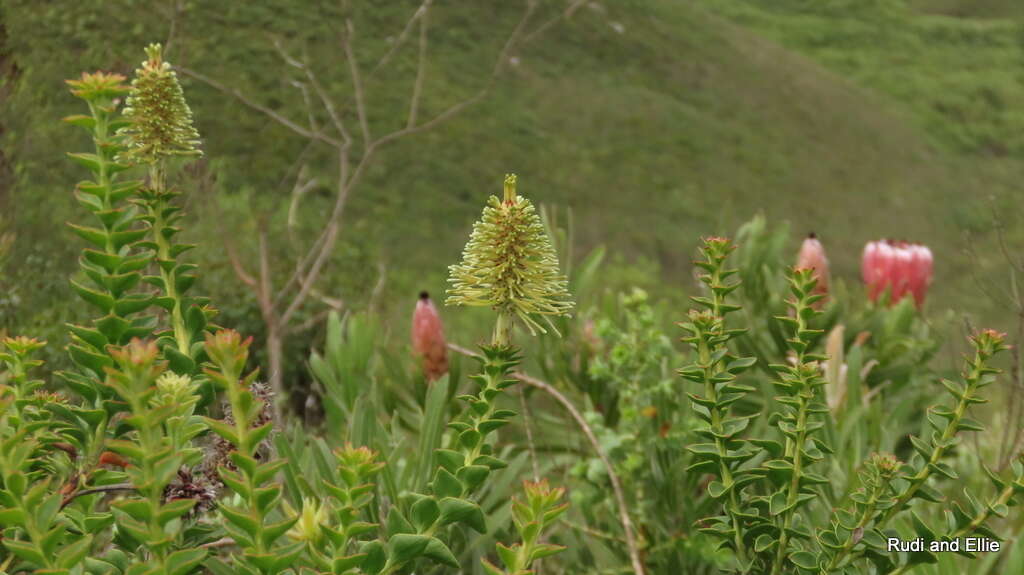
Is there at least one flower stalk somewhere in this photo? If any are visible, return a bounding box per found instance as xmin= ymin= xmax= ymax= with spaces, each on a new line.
xmin=482 ymin=480 xmax=568 ymax=574
xmin=119 ymin=43 xmax=210 ymax=373
xmin=877 ymin=329 xmax=1006 ymax=527
xmin=680 ymin=237 xmax=758 ymax=570
xmin=769 ymin=268 xmax=828 ymax=574
xmin=103 ymin=339 xmax=207 ymax=569
xmin=202 ymin=330 xmax=301 ymax=574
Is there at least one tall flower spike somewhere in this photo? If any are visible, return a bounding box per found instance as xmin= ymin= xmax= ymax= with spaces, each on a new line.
xmin=117 ymin=43 xmax=201 ymax=163
xmin=447 ymin=174 xmax=574 ymax=344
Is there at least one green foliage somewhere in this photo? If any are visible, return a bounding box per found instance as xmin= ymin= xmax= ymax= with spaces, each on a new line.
xmin=61 ymin=71 xmax=151 ymax=397
xmin=678 ymin=237 xmax=760 ymax=569
xmin=0 ymin=44 xmax=573 ymax=575
xmin=681 ymin=237 xmax=1020 ymax=574
xmin=704 ymin=0 xmax=1024 ymax=156
xmin=481 ymin=480 xmax=568 ymax=575
xmin=104 ymin=340 xmax=208 ymax=574
xmin=1 ymin=13 xmax=1023 ymax=573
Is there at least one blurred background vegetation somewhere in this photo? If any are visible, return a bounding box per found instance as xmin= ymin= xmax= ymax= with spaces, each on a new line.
xmin=1 ymin=0 xmax=1023 ymax=404
xmin=3 ymin=2 xmax=1024 ymax=573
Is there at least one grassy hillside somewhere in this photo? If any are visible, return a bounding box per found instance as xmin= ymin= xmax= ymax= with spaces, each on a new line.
xmin=1 ymin=0 xmax=1020 ymax=366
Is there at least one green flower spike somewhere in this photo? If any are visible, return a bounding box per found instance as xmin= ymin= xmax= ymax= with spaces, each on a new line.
xmin=447 ymin=174 xmax=574 ymax=345
xmin=117 ymin=43 xmax=201 ymax=163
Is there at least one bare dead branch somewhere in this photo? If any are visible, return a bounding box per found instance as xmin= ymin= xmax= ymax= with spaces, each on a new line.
xmin=272 ymin=37 xmax=353 ymax=145
xmin=343 ymin=19 xmax=372 ymax=146
xmin=371 ymin=0 xmax=431 ymax=75
xmin=177 ymin=66 xmax=342 ymax=148
xmin=225 ymin=240 xmax=257 ymax=289
xmin=212 ymin=196 xmax=259 ymax=290
xmin=258 ymin=226 xmax=274 ymax=321
xmin=368 ymin=260 xmax=388 ymax=313
xmin=521 ymin=0 xmax=590 ymax=45
xmin=519 ymin=385 xmax=541 ymax=482
xmin=406 ymin=0 xmax=431 ymax=128
xmin=280 ymin=145 xmax=364 ymax=325
xmin=286 ymin=165 xmax=319 ymax=244
xmin=373 ymin=0 xmax=539 ymax=148
xmin=201 ymin=537 xmax=237 ymax=549
xmin=273 ymin=146 xmax=350 ymax=309
xmin=288 ymin=308 xmax=335 ymax=335
xmin=61 ymin=483 xmax=134 ymax=509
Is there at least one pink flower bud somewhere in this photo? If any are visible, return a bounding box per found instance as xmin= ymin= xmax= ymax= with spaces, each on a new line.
xmin=411 ymin=292 xmax=449 ymax=382
xmin=861 ymin=239 xmax=932 ymax=308
xmin=797 ymin=233 xmax=830 ymax=304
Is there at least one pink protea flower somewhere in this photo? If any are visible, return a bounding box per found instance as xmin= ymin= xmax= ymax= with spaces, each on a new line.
xmin=796 ymin=233 xmax=830 ymax=304
xmin=412 ymin=292 xmax=449 ymax=382
xmin=861 ymin=239 xmax=933 ymax=308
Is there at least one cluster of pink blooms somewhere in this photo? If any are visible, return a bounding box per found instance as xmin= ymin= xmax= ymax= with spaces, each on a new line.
xmin=411 ymin=291 xmax=449 ymax=382
xmin=861 ymin=240 xmax=933 ymax=308
xmin=795 ymin=234 xmax=933 ymax=309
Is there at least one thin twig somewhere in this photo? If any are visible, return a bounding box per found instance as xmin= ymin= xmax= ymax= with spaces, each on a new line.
xmin=406 ymin=0 xmax=432 ymax=128
xmin=368 ymin=261 xmax=388 ymax=314
xmin=258 ymin=226 xmax=273 ymax=317
xmin=286 ymin=166 xmax=319 ymax=245
xmin=521 ymin=0 xmax=589 ymax=45
xmin=343 ymin=18 xmax=372 ymax=147
xmin=371 ymin=0 xmax=430 ymax=74
xmin=163 ymin=0 xmax=184 ymax=58
xmin=212 ymin=196 xmax=258 ymax=290
xmin=280 ymin=146 xmax=362 ymax=326
xmin=512 ymin=371 xmax=646 ymax=575
xmin=992 ymin=198 xmax=1024 ymax=274
xmin=373 ymin=0 xmax=538 ymax=149
xmin=560 ymin=518 xmax=629 ymax=544
xmin=201 ymin=537 xmax=237 ymax=549
xmin=289 ymin=308 xmax=335 ymax=335
xmin=61 ymin=483 xmax=134 ymax=509
xmin=519 ymin=385 xmax=541 ymax=482
xmin=176 ymin=66 xmax=341 ymax=148
xmin=271 ymin=37 xmax=353 ymax=145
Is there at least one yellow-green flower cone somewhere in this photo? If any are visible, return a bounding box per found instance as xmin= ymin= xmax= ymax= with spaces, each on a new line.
xmin=447 ymin=174 xmax=574 ymax=344
xmin=117 ymin=43 xmax=201 ymax=164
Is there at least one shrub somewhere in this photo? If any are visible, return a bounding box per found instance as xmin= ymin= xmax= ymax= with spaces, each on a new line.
xmin=0 ymin=45 xmax=570 ymax=575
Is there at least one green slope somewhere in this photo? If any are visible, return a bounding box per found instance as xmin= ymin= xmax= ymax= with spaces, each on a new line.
xmin=1 ymin=0 xmax=1018 ymax=361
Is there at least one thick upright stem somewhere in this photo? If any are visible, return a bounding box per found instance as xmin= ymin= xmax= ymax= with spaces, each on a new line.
xmin=493 ymin=310 xmax=514 ymax=347
xmin=148 ymin=163 xmax=190 ymax=357
xmin=266 ymin=325 xmax=284 ymax=423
